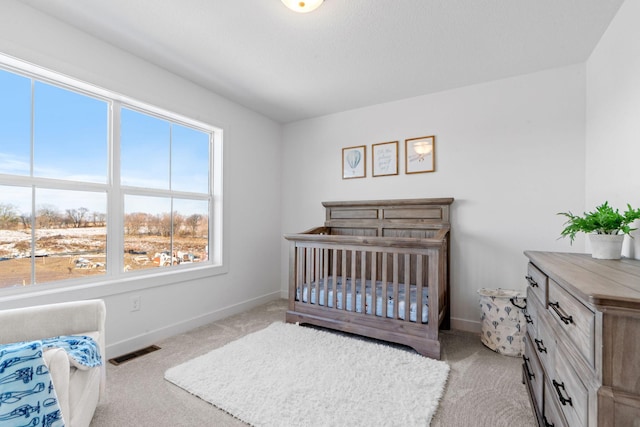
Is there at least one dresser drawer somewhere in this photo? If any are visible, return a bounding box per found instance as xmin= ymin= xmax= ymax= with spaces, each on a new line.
xmin=526 ymin=263 xmax=547 ymax=306
xmin=551 ymin=348 xmax=589 ymax=427
xmin=544 ymin=378 xmax=569 ymax=427
xmin=525 ymin=287 xmax=540 ymax=337
xmin=534 ymin=311 xmax=555 ymax=378
xmin=548 ymin=279 xmax=595 ymax=367
xmin=524 ymin=336 xmax=544 ymax=409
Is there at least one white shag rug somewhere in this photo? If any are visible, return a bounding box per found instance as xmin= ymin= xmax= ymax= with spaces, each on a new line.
xmin=165 ymin=322 xmax=449 ymax=427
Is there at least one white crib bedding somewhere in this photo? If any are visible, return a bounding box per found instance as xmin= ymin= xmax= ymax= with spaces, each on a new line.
xmin=296 ymin=276 xmax=429 ymax=323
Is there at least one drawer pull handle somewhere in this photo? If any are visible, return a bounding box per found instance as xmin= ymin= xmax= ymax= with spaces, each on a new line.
xmin=510 ymin=297 xmax=526 ymax=310
xmin=522 ymin=355 xmax=535 ymax=381
xmin=543 ymin=416 xmax=555 ymax=427
xmin=534 ymin=338 xmax=547 ymax=353
xmin=524 ymin=312 xmax=533 ymax=325
xmin=549 ymin=301 xmax=574 ymax=325
xmin=525 ymin=275 xmax=539 ymax=287
xmin=552 ymin=379 xmax=573 ymax=406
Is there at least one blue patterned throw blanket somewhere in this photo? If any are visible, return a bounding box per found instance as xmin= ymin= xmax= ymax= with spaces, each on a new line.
xmin=0 ymin=336 xmax=102 ymax=427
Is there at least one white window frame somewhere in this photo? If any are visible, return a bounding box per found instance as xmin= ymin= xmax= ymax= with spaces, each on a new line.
xmin=0 ymin=53 xmax=226 ymax=298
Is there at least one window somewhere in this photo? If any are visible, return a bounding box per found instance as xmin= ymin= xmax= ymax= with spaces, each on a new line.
xmin=0 ymin=58 xmax=222 ymax=291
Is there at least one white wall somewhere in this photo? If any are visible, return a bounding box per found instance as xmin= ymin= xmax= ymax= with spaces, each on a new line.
xmin=586 ymin=0 xmax=640 ymax=259
xmin=5 ymin=0 xmax=628 ymax=346
xmin=281 ymin=65 xmax=586 ymax=331
xmin=0 ymin=1 xmax=283 ymax=357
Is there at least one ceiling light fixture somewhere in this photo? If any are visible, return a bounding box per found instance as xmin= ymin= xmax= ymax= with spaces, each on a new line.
xmin=281 ymin=0 xmax=324 ymax=13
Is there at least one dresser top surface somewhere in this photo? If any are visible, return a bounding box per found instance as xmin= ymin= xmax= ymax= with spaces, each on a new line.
xmin=524 ymin=251 xmax=640 ymax=309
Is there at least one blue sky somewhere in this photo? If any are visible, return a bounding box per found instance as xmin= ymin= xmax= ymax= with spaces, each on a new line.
xmin=0 ymin=67 xmax=210 ymax=218
xmin=0 ymin=68 xmax=108 ymax=181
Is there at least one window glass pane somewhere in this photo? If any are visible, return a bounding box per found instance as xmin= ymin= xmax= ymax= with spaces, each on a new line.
xmin=0 ymin=186 xmax=31 ymax=289
xmin=124 ymin=195 xmax=171 ymax=271
xmin=0 ymin=69 xmax=31 ymax=176
xmin=0 ymin=63 xmax=218 ymax=292
xmin=33 ymin=82 xmax=108 ymax=182
xmin=34 ymin=188 xmax=107 ymax=284
xmin=173 ymin=199 xmax=209 ymax=263
xmin=171 ymin=125 xmax=210 ymax=193
xmin=121 ymin=108 xmax=170 ymax=189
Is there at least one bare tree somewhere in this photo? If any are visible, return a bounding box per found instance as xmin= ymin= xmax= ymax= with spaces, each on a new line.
xmin=0 ymin=203 xmax=18 ymax=230
xmin=91 ymin=211 xmax=106 ymax=227
xmin=124 ymin=212 xmax=147 ymax=235
xmin=37 ymin=205 xmax=60 ymax=229
xmin=173 ymin=211 xmax=185 ymax=236
xmin=66 ymin=207 xmax=89 ymax=228
xmin=19 ymin=213 xmax=32 ymax=230
xmin=185 ymin=213 xmax=202 ymax=236
xmin=157 ymin=212 xmax=172 ymax=237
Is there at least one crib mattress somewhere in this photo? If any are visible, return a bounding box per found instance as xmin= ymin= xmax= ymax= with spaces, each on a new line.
xmin=296 ymin=276 xmax=429 ymax=323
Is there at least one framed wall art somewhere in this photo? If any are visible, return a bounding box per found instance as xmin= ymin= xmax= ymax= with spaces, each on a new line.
xmin=405 ymin=136 xmax=435 ymax=174
xmin=372 ymin=141 xmax=398 ymax=177
xmin=342 ymin=145 xmax=366 ymax=179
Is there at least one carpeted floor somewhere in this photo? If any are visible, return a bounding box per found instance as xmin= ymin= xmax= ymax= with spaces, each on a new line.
xmin=90 ymin=299 xmax=536 ymax=426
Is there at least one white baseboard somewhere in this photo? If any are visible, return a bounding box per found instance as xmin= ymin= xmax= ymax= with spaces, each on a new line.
xmin=450 ymin=317 xmax=481 ymax=334
xmin=106 ymin=291 xmax=282 ymax=359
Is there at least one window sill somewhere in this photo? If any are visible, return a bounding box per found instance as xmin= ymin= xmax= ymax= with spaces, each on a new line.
xmin=0 ymin=263 xmax=228 ymax=305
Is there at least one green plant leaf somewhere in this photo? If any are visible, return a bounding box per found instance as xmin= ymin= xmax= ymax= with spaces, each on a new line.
xmin=557 ymin=201 xmax=640 ymax=243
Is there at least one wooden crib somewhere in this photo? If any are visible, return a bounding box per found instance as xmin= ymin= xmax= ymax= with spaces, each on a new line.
xmin=284 ymin=198 xmax=453 ymax=359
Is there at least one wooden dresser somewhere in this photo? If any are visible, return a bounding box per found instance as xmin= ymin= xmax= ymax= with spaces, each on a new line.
xmin=522 ymin=251 xmax=640 ymax=427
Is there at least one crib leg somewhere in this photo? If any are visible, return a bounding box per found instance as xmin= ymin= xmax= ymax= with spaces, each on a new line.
xmin=413 ymin=339 xmax=441 ymax=360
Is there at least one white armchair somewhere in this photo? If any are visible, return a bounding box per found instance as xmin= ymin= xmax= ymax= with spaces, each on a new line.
xmin=0 ymin=299 xmax=106 ymax=427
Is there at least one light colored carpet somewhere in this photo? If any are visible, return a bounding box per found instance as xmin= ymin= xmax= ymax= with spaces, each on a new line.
xmin=89 ymin=299 xmax=536 ymax=426
xmin=165 ymin=322 xmax=449 ymax=427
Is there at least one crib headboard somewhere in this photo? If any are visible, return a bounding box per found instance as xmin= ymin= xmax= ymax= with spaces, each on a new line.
xmin=322 ymin=198 xmax=454 ymax=239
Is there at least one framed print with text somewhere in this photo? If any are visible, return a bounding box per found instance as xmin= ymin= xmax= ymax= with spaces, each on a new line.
xmin=405 ymin=136 xmax=435 ymax=174
xmin=342 ymin=145 xmax=366 ymax=179
xmin=372 ymin=141 xmax=398 ymax=177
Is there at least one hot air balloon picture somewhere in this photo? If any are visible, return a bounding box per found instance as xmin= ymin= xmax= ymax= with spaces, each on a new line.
xmin=342 ymin=145 xmax=366 ymax=179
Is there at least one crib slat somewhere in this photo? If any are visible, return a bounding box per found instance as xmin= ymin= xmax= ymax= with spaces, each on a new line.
xmin=404 ymin=253 xmax=411 ymax=322
xmin=323 ymin=248 xmax=329 ymax=307
xmin=371 ymin=251 xmax=377 ymax=318
xmin=350 ymin=250 xmax=357 ymax=312
xmin=393 ymin=253 xmax=399 ymax=319
xmin=341 ymin=249 xmax=347 ymax=311
xmin=416 ymin=254 xmax=423 ymax=323
xmin=297 ymin=246 xmax=305 ymax=303
xmin=360 ymin=250 xmax=367 ymax=314
xmin=307 ymin=247 xmax=314 ymax=305
xmin=332 ymin=248 xmax=338 ymax=309
xmin=314 ymin=248 xmax=322 ymax=305
xmin=381 ymin=253 xmax=388 ymax=318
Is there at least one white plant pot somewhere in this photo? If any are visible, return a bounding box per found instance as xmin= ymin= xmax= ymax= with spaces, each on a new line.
xmin=589 ymin=234 xmax=624 ymax=260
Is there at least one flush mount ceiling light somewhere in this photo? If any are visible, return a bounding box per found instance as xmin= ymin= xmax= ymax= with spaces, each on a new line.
xmin=281 ymin=0 xmax=324 ymax=13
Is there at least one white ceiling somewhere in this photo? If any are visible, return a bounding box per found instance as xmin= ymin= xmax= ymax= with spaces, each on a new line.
xmin=22 ymin=0 xmax=624 ymax=124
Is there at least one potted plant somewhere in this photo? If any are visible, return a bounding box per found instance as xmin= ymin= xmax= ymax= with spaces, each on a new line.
xmin=558 ymin=201 xmax=640 ymax=259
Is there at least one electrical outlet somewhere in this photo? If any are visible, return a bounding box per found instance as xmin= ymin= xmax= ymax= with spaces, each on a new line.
xmin=131 ymin=295 xmax=141 ymax=312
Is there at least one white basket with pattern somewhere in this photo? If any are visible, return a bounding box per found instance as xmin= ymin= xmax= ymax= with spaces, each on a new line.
xmin=478 ymin=288 xmax=526 ymax=357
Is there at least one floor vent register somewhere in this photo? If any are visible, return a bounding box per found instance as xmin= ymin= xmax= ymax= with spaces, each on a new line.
xmin=108 ymin=345 xmax=161 ymax=365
